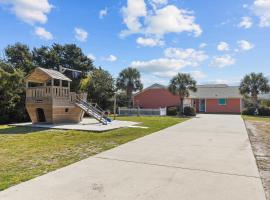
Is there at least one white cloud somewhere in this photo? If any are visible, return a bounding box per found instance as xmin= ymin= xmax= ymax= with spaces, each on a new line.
xmin=131 ymin=58 xmax=187 ymax=73
xmin=136 ymin=37 xmax=164 ymax=47
xmin=121 ymin=1 xmax=202 ymax=39
xmin=217 ymin=42 xmax=230 ymax=51
xmin=164 ymin=48 xmax=208 ymax=66
xmin=34 ymin=26 xmax=53 ymax=40
xmin=74 ymin=27 xmax=88 ymax=42
xmin=152 ymin=70 xmax=207 ymax=80
xmin=87 ymin=53 xmax=96 ymax=61
xmin=188 ymin=70 xmax=206 ymax=79
xmin=150 ymin=0 xmax=168 ymax=6
xmin=141 ymin=74 xmax=168 ymax=87
xmin=104 ymin=55 xmax=117 ymax=62
xmin=130 ymin=47 xmax=208 ymax=78
xmin=0 ymin=0 xmax=53 ymax=25
xmin=99 ymin=8 xmax=107 ymax=19
xmin=237 ymin=40 xmax=254 ymax=51
xmin=199 ymin=43 xmax=207 ymax=49
xmin=149 ymin=0 xmax=168 ymax=9
xmin=252 ymin=0 xmax=270 ymax=27
xmin=121 ymin=0 xmax=147 ymax=35
xmin=210 ymin=55 xmax=235 ymax=68
xmin=152 ymin=71 xmax=178 ymax=78
xmin=145 ymin=5 xmax=202 ymax=37
xmin=238 ymin=16 xmax=253 ymax=28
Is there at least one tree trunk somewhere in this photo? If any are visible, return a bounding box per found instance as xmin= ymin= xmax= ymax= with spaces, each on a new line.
xmin=179 ymin=96 xmax=183 ymax=116
xmin=126 ymin=86 xmax=133 ymax=108
xmin=251 ymin=93 xmax=258 ymax=108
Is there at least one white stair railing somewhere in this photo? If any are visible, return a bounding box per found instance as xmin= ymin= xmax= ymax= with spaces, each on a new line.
xmin=75 ymin=98 xmax=109 ymax=125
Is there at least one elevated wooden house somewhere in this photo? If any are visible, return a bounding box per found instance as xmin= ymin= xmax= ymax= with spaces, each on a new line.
xmin=25 ymin=67 xmax=87 ymax=124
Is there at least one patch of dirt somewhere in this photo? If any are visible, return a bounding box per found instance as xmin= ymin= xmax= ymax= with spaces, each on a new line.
xmin=245 ymin=120 xmax=270 ymax=199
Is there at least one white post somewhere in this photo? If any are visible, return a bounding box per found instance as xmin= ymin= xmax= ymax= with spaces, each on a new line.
xmin=59 ymin=80 xmax=62 ymax=97
xmin=113 ymin=94 xmax=116 ymax=120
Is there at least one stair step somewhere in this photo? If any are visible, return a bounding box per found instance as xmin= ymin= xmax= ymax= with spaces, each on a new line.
xmin=75 ymin=99 xmax=108 ymax=125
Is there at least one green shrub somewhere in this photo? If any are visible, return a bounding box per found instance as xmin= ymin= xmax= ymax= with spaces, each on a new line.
xmin=167 ymin=106 xmax=178 ymax=116
xmin=242 ymin=107 xmax=256 ymax=115
xmin=0 ymin=115 xmax=9 ymax=124
xmin=261 ymin=100 xmax=270 ymax=108
xmin=183 ymin=106 xmax=196 ymax=116
xmin=258 ymin=107 xmax=270 ymax=116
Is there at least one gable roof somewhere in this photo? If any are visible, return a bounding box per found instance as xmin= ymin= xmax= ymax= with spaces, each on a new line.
xmin=133 ymin=83 xmax=167 ymax=96
xmin=146 ymin=83 xmax=166 ymax=90
xmin=189 ymin=84 xmax=242 ymax=99
xmin=25 ymin=67 xmax=72 ymax=83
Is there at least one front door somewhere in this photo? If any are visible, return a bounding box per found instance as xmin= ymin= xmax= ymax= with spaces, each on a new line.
xmin=36 ymin=108 xmax=46 ymax=122
xmin=199 ymin=99 xmax=206 ymax=112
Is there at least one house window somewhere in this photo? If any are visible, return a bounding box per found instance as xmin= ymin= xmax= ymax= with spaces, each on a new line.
xmin=65 ymin=108 xmax=69 ymax=112
xmin=218 ymin=99 xmax=227 ymax=105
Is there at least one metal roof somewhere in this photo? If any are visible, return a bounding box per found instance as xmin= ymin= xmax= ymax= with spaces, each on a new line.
xmin=38 ymin=67 xmax=72 ymax=81
xmin=189 ymin=85 xmax=242 ymax=99
xmin=25 ymin=67 xmax=72 ymax=83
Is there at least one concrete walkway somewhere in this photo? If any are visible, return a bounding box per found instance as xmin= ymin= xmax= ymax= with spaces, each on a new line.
xmin=0 ymin=114 xmax=266 ymax=200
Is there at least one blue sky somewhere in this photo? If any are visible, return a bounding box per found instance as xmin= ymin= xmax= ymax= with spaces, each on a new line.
xmin=0 ymin=0 xmax=270 ymax=87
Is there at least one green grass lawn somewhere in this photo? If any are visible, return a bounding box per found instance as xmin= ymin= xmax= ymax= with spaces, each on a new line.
xmin=0 ymin=116 xmax=187 ymax=191
xmin=242 ymin=115 xmax=270 ymax=122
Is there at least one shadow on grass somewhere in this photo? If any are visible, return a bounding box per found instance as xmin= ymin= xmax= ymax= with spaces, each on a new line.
xmin=0 ymin=126 xmax=48 ymax=135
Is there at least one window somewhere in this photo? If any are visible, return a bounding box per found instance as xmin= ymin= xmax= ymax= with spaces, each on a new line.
xmin=29 ymin=82 xmax=43 ymax=87
xmin=62 ymin=80 xmax=69 ymax=87
xmin=46 ymin=80 xmax=52 ymax=86
xmin=54 ymin=79 xmax=60 ymax=86
xmin=65 ymin=108 xmax=69 ymax=113
xmin=218 ymin=99 xmax=227 ymax=105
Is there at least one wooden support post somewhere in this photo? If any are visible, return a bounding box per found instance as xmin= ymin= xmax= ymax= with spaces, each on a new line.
xmin=51 ymin=79 xmax=54 ymax=96
xmin=25 ymin=81 xmax=29 ymax=97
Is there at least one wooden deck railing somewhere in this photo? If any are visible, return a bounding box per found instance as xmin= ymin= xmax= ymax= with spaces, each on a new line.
xmin=26 ymin=86 xmax=86 ymax=103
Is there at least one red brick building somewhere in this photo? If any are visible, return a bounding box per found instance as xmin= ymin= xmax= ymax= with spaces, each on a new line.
xmin=133 ymin=84 xmax=243 ymax=114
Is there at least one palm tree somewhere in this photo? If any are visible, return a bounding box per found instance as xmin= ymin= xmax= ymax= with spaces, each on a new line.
xmin=239 ymin=73 xmax=270 ymax=108
xmin=168 ymin=73 xmax=197 ymax=115
xmin=116 ymin=67 xmax=143 ymax=106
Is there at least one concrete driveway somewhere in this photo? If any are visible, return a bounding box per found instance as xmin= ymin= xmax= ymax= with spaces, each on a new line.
xmin=0 ymin=114 xmax=266 ymax=200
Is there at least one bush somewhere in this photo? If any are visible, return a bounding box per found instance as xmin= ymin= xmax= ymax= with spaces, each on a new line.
xmin=0 ymin=115 xmax=9 ymax=124
xmin=258 ymin=107 xmax=270 ymax=116
xmin=183 ymin=106 xmax=196 ymax=116
xmin=167 ymin=106 xmax=178 ymax=116
xmin=261 ymin=100 xmax=270 ymax=108
xmin=242 ymin=107 xmax=256 ymax=115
